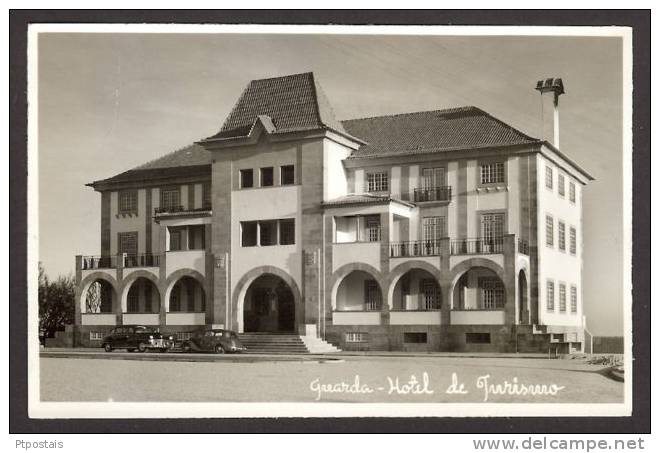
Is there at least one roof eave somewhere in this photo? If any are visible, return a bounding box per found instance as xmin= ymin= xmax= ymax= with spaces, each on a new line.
xmin=541 ymin=141 xmax=596 ymax=182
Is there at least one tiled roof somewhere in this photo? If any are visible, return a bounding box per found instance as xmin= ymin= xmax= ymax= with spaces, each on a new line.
xmin=342 ymin=106 xmax=539 ymax=159
xmin=88 ymin=143 xmax=211 ymax=187
xmin=134 ymin=143 xmax=211 ymax=170
xmin=322 ymin=193 xmax=415 ymax=208
xmin=206 ymin=72 xmax=352 ymax=140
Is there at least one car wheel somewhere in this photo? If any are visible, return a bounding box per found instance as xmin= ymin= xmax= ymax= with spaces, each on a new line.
xmin=138 ymin=342 xmax=148 ymax=353
xmin=160 ymin=348 xmax=169 ymax=353
xmin=182 ymin=343 xmax=191 ymax=353
xmin=103 ymin=343 xmax=113 ymax=353
xmin=127 ymin=348 xmax=135 ymax=353
xmin=214 ymin=344 xmax=225 ymax=354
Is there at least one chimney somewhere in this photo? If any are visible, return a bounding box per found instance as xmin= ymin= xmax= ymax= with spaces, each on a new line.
xmin=535 ymin=77 xmax=565 ymax=148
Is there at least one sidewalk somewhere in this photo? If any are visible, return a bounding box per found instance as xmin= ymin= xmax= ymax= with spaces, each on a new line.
xmin=40 ymin=346 xmax=552 ymax=362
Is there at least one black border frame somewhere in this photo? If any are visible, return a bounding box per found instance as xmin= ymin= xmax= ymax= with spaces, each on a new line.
xmin=9 ymin=9 xmax=650 ymax=434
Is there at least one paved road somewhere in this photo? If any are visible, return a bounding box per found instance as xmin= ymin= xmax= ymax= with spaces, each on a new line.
xmin=39 ymin=354 xmax=623 ymax=403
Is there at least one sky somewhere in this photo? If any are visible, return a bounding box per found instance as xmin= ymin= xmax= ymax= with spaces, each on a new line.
xmin=37 ymin=31 xmax=625 ymax=335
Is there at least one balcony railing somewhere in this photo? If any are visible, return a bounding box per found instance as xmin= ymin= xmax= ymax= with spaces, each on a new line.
xmin=390 ymin=240 xmax=442 ymax=257
xmin=154 ymin=205 xmax=212 ymax=215
xmin=451 ymin=237 xmax=504 ymax=255
xmin=81 ymin=255 xmax=117 ymax=270
xmin=518 ymin=238 xmax=530 ymax=255
xmin=123 ymin=253 xmax=161 ymax=268
xmin=413 ymin=186 xmax=452 ymax=203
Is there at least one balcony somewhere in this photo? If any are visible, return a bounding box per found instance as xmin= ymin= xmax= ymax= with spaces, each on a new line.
xmin=451 ymin=237 xmax=504 ymax=255
xmin=81 ymin=255 xmax=118 ymax=270
xmin=413 ymin=186 xmax=452 ymax=203
xmin=154 ymin=204 xmax=212 ymax=218
xmin=123 ymin=253 xmax=161 ymax=268
xmin=390 ymin=240 xmax=442 ymax=258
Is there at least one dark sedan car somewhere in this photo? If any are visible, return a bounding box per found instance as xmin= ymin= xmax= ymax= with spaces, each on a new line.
xmin=102 ymin=325 xmax=174 ymax=353
xmin=181 ymin=329 xmax=246 ymax=354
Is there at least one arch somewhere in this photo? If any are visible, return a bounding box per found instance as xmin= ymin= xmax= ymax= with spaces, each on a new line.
xmin=449 ymin=259 xmax=507 ymax=311
xmin=387 ymin=260 xmax=441 ymax=308
xmin=120 ymin=270 xmax=161 ymax=313
xmin=164 ymin=268 xmax=206 ymax=312
xmin=78 ymin=272 xmax=120 ymax=314
xmin=331 ymin=262 xmax=384 ymax=310
xmin=233 ymin=266 xmax=302 ymax=333
xmin=448 ymin=257 xmax=506 ymax=289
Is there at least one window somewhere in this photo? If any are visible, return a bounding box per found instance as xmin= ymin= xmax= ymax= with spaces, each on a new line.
xmin=403 ymin=332 xmax=428 ymax=344
xmin=365 ymin=216 xmax=381 ymax=242
xmin=176 ymin=332 xmax=192 ymax=341
xmin=144 ymin=285 xmax=153 ymax=312
xmin=466 ymin=333 xmax=491 ymax=344
xmin=367 ymin=172 xmax=389 ymax=192
xmin=169 ymin=228 xmax=182 ymax=251
xmin=570 ymin=285 xmax=578 ymax=313
xmin=160 ymin=187 xmax=180 ymax=211
xmin=558 ymin=221 xmax=566 ymax=252
xmin=364 ymin=280 xmax=381 ymax=311
xmin=170 ymin=285 xmax=181 ymax=312
xmin=545 ymin=166 xmax=553 ymax=189
xmin=241 ymin=221 xmax=258 ymax=247
xmin=481 ymin=213 xmax=505 ymax=240
xmin=259 ymin=220 xmax=278 ymax=246
xmin=260 ymin=167 xmax=274 ymax=187
xmin=558 ymin=173 xmax=565 ymax=197
xmin=420 ymin=279 xmax=440 ymax=310
xmin=421 ymin=167 xmax=445 ymax=188
xmin=569 ymin=182 xmax=576 ymax=203
xmin=559 ymin=283 xmax=567 ymax=312
xmin=422 ymin=216 xmax=446 ymax=242
xmin=480 ymin=162 xmax=505 ymax=184
xmin=188 ymin=225 xmax=206 ymax=250
xmin=186 ymin=280 xmax=195 ymax=312
xmin=345 ymin=332 xmax=368 ymax=343
xmin=89 ymin=332 xmax=103 ymax=341
xmin=240 ymin=169 xmax=254 ymax=189
xmin=547 ymin=280 xmax=555 ymax=311
xmin=241 ymin=219 xmax=296 ymax=246
xmin=119 ymin=190 xmax=138 ymax=215
xmin=479 ymin=278 xmax=505 ymax=309
xmin=280 ymin=165 xmax=295 ymax=185
xmin=279 ymin=219 xmax=295 ymax=245
xmin=569 ymin=226 xmax=577 ymax=255
xmin=118 ymin=232 xmax=138 ymax=256
xmin=127 ymin=290 xmax=139 ymax=312
xmin=202 ymin=182 xmax=212 ymax=208
xmin=545 ymin=215 xmax=554 ymax=247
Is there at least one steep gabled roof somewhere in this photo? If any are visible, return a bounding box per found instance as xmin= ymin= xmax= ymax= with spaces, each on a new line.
xmin=204 ymin=72 xmax=357 ymax=141
xmin=342 ymin=106 xmax=540 ymax=159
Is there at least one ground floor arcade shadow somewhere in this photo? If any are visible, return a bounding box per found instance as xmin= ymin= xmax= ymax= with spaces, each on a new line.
xmin=243 ymin=274 xmax=296 ymax=333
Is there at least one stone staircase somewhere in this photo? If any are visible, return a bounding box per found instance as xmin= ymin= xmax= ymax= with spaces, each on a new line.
xmin=238 ymin=332 xmax=340 ymax=354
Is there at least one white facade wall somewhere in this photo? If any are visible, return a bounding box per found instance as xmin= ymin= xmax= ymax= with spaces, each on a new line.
xmin=323 ymin=139 xmax=351 ymax=200
xmin=230 ymin=184 xmax=303 ymax=295
xmin=536 ymin=153 xmax=584 ymax=327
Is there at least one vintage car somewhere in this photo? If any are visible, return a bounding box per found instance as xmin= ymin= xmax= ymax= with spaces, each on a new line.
xmin=181 ymin=329 xmax=247 ymax=354
xmin=102 ymin=325 xmax=174 ymax=353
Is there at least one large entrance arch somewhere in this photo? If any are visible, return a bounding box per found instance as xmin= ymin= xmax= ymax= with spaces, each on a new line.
xmin=243 ymin=274 xmax=296 ymax=333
